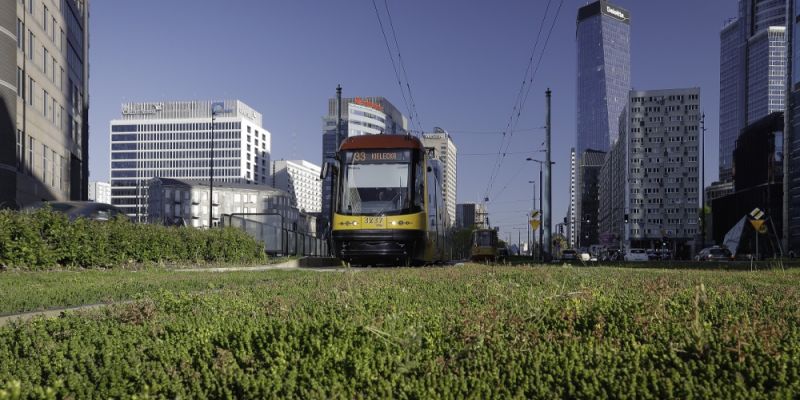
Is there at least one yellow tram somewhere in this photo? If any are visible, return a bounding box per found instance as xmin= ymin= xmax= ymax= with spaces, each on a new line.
xmin=330 ymin=135 xmax=449 ymax=266
xmin=470 ymin=228 xmax=500 ymax=262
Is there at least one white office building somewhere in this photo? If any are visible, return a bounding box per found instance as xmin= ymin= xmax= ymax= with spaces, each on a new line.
xmin=109 ymin=100 xmax=271 ymax=221
xmin=88 ymin=181 xmax=111 ymax=204
xmin=272 ymin=159 xmax=321 ymax=213
xmin=421 ymin=128 xmax=457 ymax=227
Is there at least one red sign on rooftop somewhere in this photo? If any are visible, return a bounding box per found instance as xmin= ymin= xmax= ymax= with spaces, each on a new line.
xmin=353 ymin=97 xmax=384 ymax=112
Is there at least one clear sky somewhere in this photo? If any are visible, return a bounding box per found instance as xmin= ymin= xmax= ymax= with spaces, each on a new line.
xmin=88 ymin=0 xmax=738 ymax=242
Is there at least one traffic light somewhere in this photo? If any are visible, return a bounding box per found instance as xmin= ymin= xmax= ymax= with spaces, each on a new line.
xmin=624 ymin=214 xmax=629 ymax=223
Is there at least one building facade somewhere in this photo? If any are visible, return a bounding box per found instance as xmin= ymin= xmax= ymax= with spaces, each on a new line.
xmin=598 ymin=128 xmax=626 ymax=248
xmin=626 ymin=89 xmax=701 ymax=255
xmin=719 ymin=0 xmax=787 ymax=182
xmin=147 ymin=178 xmax=315 ymax=236
xmin=456 ymin=202 xmax=486 ymax=229
xmin=88 ymin=180 xmax=110 ymax=204
xmin=0 ymin=0 xmax=90 ymax=209
xmin=271 ymin=159 xmax=321 ymax=213
xmin=576 ymin=149 xmax=606 ymax=248
xmin=567 ymin=147 xmax=576 ymax=248
xmin=320 ymin=96 xmax=409 ymax=233
xmin=421 ymin=127 xmax=457 ymax=227
xmin=109 ymin=100 xmax=271 ymax=222
xmin=712 ymin=112 xmax=784 ymax=252
xmin=576 ymin=0 xmax=631 ymax=155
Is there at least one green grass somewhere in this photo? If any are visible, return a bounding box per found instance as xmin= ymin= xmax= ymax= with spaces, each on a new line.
xmin=1 ymin=265 xmax=799 ymax=398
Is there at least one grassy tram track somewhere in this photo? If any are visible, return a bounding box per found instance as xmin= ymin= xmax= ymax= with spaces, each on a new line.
xmin=1 ymin=265 xmax=799 ymax=398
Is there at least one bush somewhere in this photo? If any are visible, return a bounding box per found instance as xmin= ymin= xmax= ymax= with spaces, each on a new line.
xmin=0 ymin=209 xmax=266 ymax=269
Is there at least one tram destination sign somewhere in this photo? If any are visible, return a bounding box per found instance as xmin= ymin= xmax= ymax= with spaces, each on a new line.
xmin=351 ymin=150 xmax=409 ymax=163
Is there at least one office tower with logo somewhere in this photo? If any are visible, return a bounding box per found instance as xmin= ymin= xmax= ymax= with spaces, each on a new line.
xmin=0 ymin=0 xmax=90 ymax=208
xmin=109 ymin=100 xmax=271 ymax=224
xmin=575 ymin=1 xmax=631 ymax=247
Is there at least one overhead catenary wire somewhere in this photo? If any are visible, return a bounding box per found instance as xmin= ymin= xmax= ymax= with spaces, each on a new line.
xmin=384 ymin=0 xmax=425 ymax=135
xmin=481 ymin=0 xmax=562 ymax=204
xmin=371 ymin=0 xmax=424 ymax=136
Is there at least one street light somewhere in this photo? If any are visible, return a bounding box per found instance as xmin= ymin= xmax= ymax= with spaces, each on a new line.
xmin=209 ymin=102 xmax=225 ymax=229
xmin=528 ymin=179 xmax=536 ymax=257
xmin=527 ymin=158 xmax=555 ymax=262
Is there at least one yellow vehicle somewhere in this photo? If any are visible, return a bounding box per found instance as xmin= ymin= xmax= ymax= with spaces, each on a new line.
xmin=470 ymin=228 xmax=499 ymax=262
xmin=331 ymin=135 xmax=449 ymax=266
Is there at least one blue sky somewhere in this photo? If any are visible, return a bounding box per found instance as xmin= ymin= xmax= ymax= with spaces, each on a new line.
xmin=89 ymin=0 xmax=738 ymax=241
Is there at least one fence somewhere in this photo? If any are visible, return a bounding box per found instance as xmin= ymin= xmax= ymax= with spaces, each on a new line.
xmin=223 ymin=213 xmax=328 ymax=257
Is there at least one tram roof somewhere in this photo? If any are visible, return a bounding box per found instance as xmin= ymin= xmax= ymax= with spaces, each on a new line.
xmin=339 ymin=134 xmax=423 ymax=151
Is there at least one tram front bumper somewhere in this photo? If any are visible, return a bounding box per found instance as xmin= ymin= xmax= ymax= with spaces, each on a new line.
xmin=332 ymin=229 xmax=425 ymax=263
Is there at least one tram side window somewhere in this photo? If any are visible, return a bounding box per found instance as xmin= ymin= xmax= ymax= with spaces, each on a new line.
xmin=415 ymin=161 xmax=424 ymax=210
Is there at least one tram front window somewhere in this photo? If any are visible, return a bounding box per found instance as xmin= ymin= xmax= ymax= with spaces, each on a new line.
xmin=339 ymin=150 xmax=416 ymax=215
xmin=474 ymin=231 xmax=494 ymax=247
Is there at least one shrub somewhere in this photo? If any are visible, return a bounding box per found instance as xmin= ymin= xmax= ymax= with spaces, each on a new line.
xmin=0 ymin=209 xmax=266 ymax=269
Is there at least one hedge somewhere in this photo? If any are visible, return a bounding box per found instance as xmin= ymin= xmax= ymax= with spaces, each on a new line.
xmin=0 ymin=209 xmax=266 ymax=269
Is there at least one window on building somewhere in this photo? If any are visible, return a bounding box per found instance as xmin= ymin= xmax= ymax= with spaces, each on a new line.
xmin=28 ymin=31 xmax=33 ymax=60
xmin=42 ymin=144 xmax=48 ymax=183
xmin=28 ymin=77 xmax=34 ymax=106
xmin=27 ymin=136 xmax=33 ymax=175
xmin=16 ymin=19 xmax=23 ymax=49
xmin=43 ymin=47 xmax=48 ymax=75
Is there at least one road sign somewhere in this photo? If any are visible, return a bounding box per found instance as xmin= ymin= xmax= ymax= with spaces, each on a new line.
xmin=750 ymin=208 xmax=764 ymax=220
xmin=749 ymin=219 xmax=767 ymax=234
xmin=530 ymin=219 xmax=540 ymax=230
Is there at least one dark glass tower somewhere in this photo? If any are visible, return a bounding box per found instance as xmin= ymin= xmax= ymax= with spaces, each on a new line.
xmin=719 ymin=0 xmax=787 ymax=182
xmin=575 ymin=1 xmax=630 ymax=247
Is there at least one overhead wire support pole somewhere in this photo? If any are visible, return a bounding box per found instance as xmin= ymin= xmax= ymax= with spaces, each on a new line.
xmin=544 ymin=89 xmax=552 ymax=261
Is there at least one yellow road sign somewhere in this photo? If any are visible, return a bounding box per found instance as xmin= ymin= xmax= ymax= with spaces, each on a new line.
xmin=530 ymin=219 xmax=540 ymax=230
xmin=749 ymin=219 xmax=767 ymax=234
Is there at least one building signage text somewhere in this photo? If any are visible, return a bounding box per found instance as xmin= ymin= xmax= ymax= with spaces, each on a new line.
xmin=122 ymin=103 xmax=164 ymax=115
xmin=605 ymin=5 xmax=627 ymax=21
xmin=353 ymin=97 xmax=384 ymax=112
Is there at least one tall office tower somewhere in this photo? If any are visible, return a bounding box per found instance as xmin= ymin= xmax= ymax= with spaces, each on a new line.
xmin=320 ymin=96 xmax=409 ymax=232
xmin=719 ymin=0 xmax=787 ymax=182
xmin=576 ymin=0 xmax=631 ymax=155
xmin=575 ymin=1 xmax=630 ymax=247
xmin=272 ymin=159 xmax=322 ymax=213
xmin=625 ymin=88 xmax=701 ymax=256
xmin=109 ymin=100 xmax=271 ymax=224
xmin=421 ymin=127 xmax=457 ymax=227
xmin=0 ymin=0 xmax=90 ymax=209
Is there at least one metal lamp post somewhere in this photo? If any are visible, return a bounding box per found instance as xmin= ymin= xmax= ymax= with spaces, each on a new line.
xmin=527 ymin=158 xmax=554 ymax=262
xmin=209 ymin=102 xmax=225 ymax=228
xmin=528 ymin=179 xmax=536 ymax=257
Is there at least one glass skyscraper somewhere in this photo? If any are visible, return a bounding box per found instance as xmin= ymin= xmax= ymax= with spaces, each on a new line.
xmin=718 ymin=0 xmax=787 ymax=182
xmin=576 ymin=0 xmax=631 ymax=155
xmin=574 ymin=0 xmax=630 ymax=247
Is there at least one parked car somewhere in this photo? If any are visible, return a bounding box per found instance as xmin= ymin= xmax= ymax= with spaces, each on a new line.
xmin=695 ymin=246 xmax=733 ymax=262
xmin=645 ymin=249 xmax=660 ymax=261
xmin=624 ymin=248 xmax=649 ymax=262
xmin=27 ymin=201 xmax=129 ymax=222
xmin=561 ymin=249 xmax=578 ymax=262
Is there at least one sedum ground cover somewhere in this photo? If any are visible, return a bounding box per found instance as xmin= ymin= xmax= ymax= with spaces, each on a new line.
xmin=1 ymin=265 xmax=799 ymax=399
